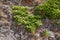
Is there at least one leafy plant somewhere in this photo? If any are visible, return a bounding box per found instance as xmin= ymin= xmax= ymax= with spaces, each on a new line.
xmin=12 ymin=6 xmax=29 ymax=10
xmin=44 ymin=30 xmax=49 ymax=37
xmin=35 ymin=0 xmax=60 ymax=19
xmin=57 ymin=20 xmax=60 ymax=27
xmin=12 ymin=6 xmax=43 ymax=34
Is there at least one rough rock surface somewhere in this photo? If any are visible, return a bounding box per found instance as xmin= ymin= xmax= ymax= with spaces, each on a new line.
xmin=0 ymin=4 xmax=17 ymax=40
xmin=0 ymin=0 xmax=60 ymax=40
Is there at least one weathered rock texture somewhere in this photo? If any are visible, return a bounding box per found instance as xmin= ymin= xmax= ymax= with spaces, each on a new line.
xmin=0 ymin=0 xmax=60 ymax=40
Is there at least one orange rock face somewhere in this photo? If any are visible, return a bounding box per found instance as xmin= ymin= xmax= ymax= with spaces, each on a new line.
xmin=21 ymin=0 xmax=40 ymax=6
xmin=21 ymin=0 xmax=33 ymax=6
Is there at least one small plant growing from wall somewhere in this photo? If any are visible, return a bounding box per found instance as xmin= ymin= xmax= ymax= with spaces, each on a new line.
xmin=44 ymin=30 xmax=49 ymax=37
xmin=35 ymin=0 xmax=60 ymax=19
xmin=57 ymin=20 xmax=60 ymax=28
xmin=12 ymin=6 xmax=43 ymax=34
xmin=12 ymin=0 xmax=60 ymax=35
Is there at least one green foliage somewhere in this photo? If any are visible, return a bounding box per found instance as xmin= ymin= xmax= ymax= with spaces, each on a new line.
xmin=12 ymin=6 xmax=29 ymax=10
xmin=13 ymin=10 xmax=28 ymax=16
xmin=57 ymin=20 xmax=60 ymax=27
xmin=44 ymin=30 xmax=49 ymax=37
xmin=12 ymin=6 xmax=42 ymax=34
xmin=12 ymin=0 xmax=60 ymax=34
xmin=35 ymin=0 xmax=60 ymax=19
